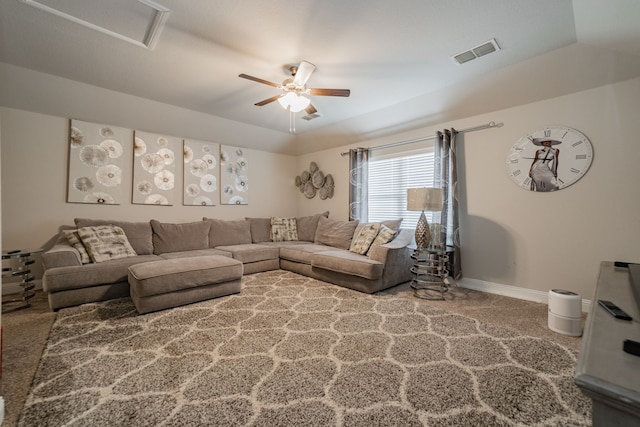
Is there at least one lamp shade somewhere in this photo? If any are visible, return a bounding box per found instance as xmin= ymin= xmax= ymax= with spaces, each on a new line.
xmin=407 ymin=187 xmax=443 ymax=211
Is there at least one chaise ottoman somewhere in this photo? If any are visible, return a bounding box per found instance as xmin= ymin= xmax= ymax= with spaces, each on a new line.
xmin=128 ymin=255 xmax=243 ymax=314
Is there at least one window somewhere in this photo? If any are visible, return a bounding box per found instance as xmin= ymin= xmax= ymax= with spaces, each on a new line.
xmin=367 ymin=148 xmax=435 ymax=229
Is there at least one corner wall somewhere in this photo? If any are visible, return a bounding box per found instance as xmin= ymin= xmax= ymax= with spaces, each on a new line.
xmin=296 ymin=77 xmax=640 ymax=301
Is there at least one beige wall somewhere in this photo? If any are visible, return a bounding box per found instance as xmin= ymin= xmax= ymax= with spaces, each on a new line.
xmin=0 ymin=107 xmax=298 ymax=249
xmin=2 ymin=59 xmax=639 ymax=303
xmin=297 ymin=77 xmax=640 ymax=300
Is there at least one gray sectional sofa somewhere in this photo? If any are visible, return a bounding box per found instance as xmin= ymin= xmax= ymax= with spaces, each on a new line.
xmin=42 ymin=213 xmax=414 ymax=311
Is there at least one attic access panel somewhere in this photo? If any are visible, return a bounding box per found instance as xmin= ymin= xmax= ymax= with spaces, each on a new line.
xmin=19 ymin=0 xmax=169 ymax=49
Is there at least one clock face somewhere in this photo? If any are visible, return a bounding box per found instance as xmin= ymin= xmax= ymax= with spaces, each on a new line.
xmin=506 ymin=126 xmax=593 ymax=191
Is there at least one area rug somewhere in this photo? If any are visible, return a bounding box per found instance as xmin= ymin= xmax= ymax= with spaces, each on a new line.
xmin=19 ymin=270 xmax=591 ymax=426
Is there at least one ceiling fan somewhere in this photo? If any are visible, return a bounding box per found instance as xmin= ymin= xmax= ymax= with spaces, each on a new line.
xmin=239 ymin=60 xmax=350 ymax=132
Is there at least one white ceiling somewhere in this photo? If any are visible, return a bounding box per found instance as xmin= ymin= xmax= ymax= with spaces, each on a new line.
xmin=1 ymin=0 xmax=640 ymax=155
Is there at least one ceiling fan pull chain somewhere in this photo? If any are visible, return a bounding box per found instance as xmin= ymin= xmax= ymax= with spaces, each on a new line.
xmin=289 ymin=110 xmax=295 ymax=134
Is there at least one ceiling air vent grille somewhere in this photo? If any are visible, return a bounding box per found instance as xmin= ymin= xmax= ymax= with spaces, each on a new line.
xmin=301 ymin=113 xmax=321 ymax=121
xmin=451 ymin=38 xmax=500 ymax=65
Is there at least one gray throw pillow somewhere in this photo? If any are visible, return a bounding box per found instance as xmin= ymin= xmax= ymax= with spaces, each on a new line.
xmin=204 ymin=218 xmax=252 ymax=247
xmin=314 ymin=216 xmax=359 ymax=250
xmin=296 ymin=211 xmax=329 ymax=242
xmin=246 ymin=217 xmax=272 ymax=243
xmin=75 ymin=218 xmax=153 ymax=255
xmin=151 ymin=220 xmax=211 ymax=254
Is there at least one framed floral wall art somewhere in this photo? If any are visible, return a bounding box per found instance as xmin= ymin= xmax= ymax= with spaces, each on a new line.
xmin=132 ymin=131 xmax=180 ymax=205
xmin=67 ymin=119 xmax=129 ymax=204
xmin=183 ymin=139 xmax=219 ymax=206
xmin=220 ymin=145 xmax=249 ymax=205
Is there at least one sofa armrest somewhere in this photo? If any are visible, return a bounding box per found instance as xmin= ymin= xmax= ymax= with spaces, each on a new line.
xmin=42 ymin=243 xmax=82 ymax=269
xmin=367 ymin=229 xmax=412 ymax=263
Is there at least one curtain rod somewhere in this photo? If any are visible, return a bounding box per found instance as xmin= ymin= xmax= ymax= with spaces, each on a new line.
xmin=339 ymin=121 xmax=503 ymax=156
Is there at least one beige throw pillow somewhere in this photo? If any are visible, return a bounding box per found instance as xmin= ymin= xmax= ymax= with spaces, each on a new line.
xmin=366 ymin=224 xmax=398 ymax=255
xmin=62 ymin=229 xmax=92 ymax=264
xmin=77 ymin=225 xmax=137 ymax=263
xmin=271 ymin=217 xmax=299 ymax=242
xmin=349 ymin=223 xmax=381 ymax=255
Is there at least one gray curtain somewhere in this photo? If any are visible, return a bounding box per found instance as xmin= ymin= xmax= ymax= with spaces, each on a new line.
xmin=348 ymin=148 xmax=369 ymax=222
xmin=434 ymin=129 xmax=462 ymax=280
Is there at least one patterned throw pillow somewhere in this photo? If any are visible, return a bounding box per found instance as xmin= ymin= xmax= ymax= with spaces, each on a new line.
xmin=349 ymin=223 xmax=381 ymax=255
xmin=270 ymin=217 xmax=299 ymax=242
xmin=77 ymin=225 xmax=137 ymax=263
xmin=62 ymin=229 xmax=92 ymax=264
xmin=366 ymin=224 xmax=398 ymax=255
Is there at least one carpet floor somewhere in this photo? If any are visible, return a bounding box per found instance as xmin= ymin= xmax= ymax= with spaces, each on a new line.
xmin=12 ymin=270 xmax=591 ymax=426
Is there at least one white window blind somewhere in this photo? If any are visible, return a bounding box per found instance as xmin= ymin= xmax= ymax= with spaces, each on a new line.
xmin=367 ymin=149 xmax=435 ymax=229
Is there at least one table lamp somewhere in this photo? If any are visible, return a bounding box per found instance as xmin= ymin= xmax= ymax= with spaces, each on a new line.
xmin=407 ymin=187 xmax=444 ymax=249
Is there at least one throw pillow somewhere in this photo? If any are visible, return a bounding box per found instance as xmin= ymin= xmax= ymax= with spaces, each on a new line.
xmin=367 ymin=224 xmax=398 ymax=255
xmin=77 ymin=225 xmax=137 ymax=263
xmin=75 ymin=218 xmax=153 ymax=255
xmin=349 ymin=223 xmax=381 ymax=255
xmin=314 ymin=216 xmax=359 ymax=250
xmin=271 ymin=217 xmax=299 ymax=242
xmin=150 ymin=220 xmax=211 ymax=254
xmin=204 ymin=218 xmax=252 ymax=247
xmin=62 ymin=229 xmax=92 ymax=264
xmin=296 ymin=211 xmax=329 ymax=242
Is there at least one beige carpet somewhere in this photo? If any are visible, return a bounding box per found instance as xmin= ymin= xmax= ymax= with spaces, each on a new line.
xmin=14 ymin=270 xmax=590 ymax=426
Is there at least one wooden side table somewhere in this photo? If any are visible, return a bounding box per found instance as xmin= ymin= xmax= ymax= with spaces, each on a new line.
xmin=2 ymin=248 xmax=42 ymax=313
xmin=410 ymin=246 xmax=453 ymax=300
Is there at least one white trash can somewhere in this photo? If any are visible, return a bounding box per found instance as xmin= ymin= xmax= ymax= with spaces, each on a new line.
xmin=548 ymin=289 xmax=582 ymax=336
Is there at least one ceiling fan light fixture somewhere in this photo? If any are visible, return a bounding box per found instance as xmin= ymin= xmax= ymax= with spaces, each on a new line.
xmin=278 ymin=92 xmax=311 ymax=112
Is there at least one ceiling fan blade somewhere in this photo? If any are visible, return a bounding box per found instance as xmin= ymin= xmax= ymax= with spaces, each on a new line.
xmin=292 ymin=60 xmax=316 ymax=86
xmin=254 ymin=94 xmax=282 ymax=106
xmin=239 ymin=73 xmax=281 ymax=88
xmin=305 ymin=104 xmax=318 ymax=115
xmin=309 ymin=88 xmax=350 ymax=97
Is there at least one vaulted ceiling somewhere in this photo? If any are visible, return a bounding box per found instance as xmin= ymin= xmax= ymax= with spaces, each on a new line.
xmin=1 ymin=0 xmax=640 ymax=154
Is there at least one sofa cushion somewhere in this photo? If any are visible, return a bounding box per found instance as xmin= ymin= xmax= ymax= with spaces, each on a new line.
xmin=43 ymin=255 xmax=161 ymax=292
xmin=270 ymin=217 xmax=298 ymax=241
xmin=204 ymin=218 xmax=252 ymax=247
xmin=279 ymin=244 xmax=334 ymax=265
xmin=75 ymin=218 xmax=153 ymax=255
xmin=151 ymin=220 xmax=211 ymax=254
xmin=312 ymin=250 xmax=384 ymax=280
xmin=215 ymin=244 xmax=280 ymax=264
xmin=128 ymin=255 xmax=243 ymax=298
xmin=62 ymin=229 xmax=91 ymax=264
xmin=349 ymin=223 xmax=381 ymax=255
xmin=77 ymin=225 xmax=138 ymax=263
xmin=158 ymin=248 xmax=232 ymax=260
xmin=314 ymin=217 xmax=359 ymax=250
xmin=246 ymin=217 xmax=272 ymax=243
xmin=296 ymin=211 xmax=329 ymax=242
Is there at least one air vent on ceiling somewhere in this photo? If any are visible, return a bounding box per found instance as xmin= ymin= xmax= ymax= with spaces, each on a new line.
xmin=451 ymin=38 xmax=500 ymax=65
xmin=301 ymin=113 xmax=321 ymax=121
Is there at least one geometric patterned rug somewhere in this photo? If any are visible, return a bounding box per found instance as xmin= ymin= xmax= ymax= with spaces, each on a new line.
xmin=19 ymin=270 xmax=591 ymax=426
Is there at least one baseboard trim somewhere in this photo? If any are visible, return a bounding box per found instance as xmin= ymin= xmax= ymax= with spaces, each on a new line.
xmin=457 ymin=277 xmax=592 ymax=313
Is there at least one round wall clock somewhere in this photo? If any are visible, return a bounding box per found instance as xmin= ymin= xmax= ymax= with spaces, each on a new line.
xmin=506 ymin=126 xmax=593 ymax=192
